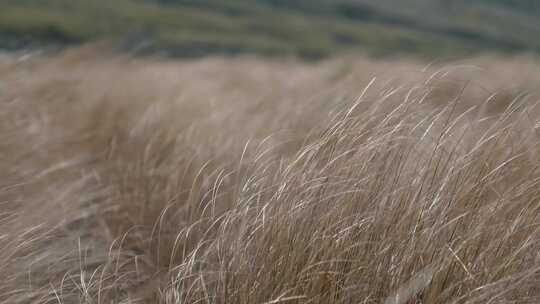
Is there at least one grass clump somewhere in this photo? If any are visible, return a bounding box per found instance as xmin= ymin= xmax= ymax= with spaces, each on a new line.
xmin=0 ymin=50 xmax=539 ymax=303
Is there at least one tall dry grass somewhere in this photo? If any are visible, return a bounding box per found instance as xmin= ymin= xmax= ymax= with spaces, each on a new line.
xmin=1 ymin=48 xmax=539 ymax=303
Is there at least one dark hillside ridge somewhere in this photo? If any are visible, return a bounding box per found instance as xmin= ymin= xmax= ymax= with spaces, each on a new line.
xmin=1 ymin=0 xmax=539 ymax=59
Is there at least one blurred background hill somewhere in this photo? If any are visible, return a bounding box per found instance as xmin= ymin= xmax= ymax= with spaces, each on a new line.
xmin=1 ymin=0 xmax=540 ymax=59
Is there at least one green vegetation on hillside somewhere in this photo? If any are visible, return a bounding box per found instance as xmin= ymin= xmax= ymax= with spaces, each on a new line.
xmin=1 ymin=0 xmax=539 ymax=59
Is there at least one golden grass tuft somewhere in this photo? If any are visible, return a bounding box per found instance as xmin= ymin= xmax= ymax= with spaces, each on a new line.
xmin=0 ymin=49 xmax=539 ymax=303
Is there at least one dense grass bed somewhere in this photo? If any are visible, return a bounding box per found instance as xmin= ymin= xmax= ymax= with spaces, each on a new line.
xmin=1 ymin=50 xmax=539 ymax=303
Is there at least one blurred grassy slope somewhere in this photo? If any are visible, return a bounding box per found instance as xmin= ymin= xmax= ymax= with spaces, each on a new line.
xmin=1 ymin=0 xmax=539 ymax=59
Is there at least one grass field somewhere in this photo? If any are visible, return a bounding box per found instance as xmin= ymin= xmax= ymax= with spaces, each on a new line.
xmin=1 ymin=48 xmax=539 ymax=303
xmin=1 ymin=0 xmax=540 ymax=59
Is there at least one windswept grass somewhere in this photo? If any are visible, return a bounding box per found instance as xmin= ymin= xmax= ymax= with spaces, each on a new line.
xmin=0 ymin=49 xmax=539 ymax=303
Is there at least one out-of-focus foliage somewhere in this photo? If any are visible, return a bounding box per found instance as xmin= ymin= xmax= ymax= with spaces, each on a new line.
xmin=0 ymin=0 xmax=539 ymax=59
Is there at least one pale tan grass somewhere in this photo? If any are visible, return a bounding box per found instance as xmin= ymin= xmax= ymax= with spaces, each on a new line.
xmin=0 ymin=48 xmax=539 ymax=303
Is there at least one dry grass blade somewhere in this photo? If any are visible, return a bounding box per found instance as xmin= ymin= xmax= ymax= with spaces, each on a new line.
xmin=0 ymin=49 xmax=539 ymax=303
